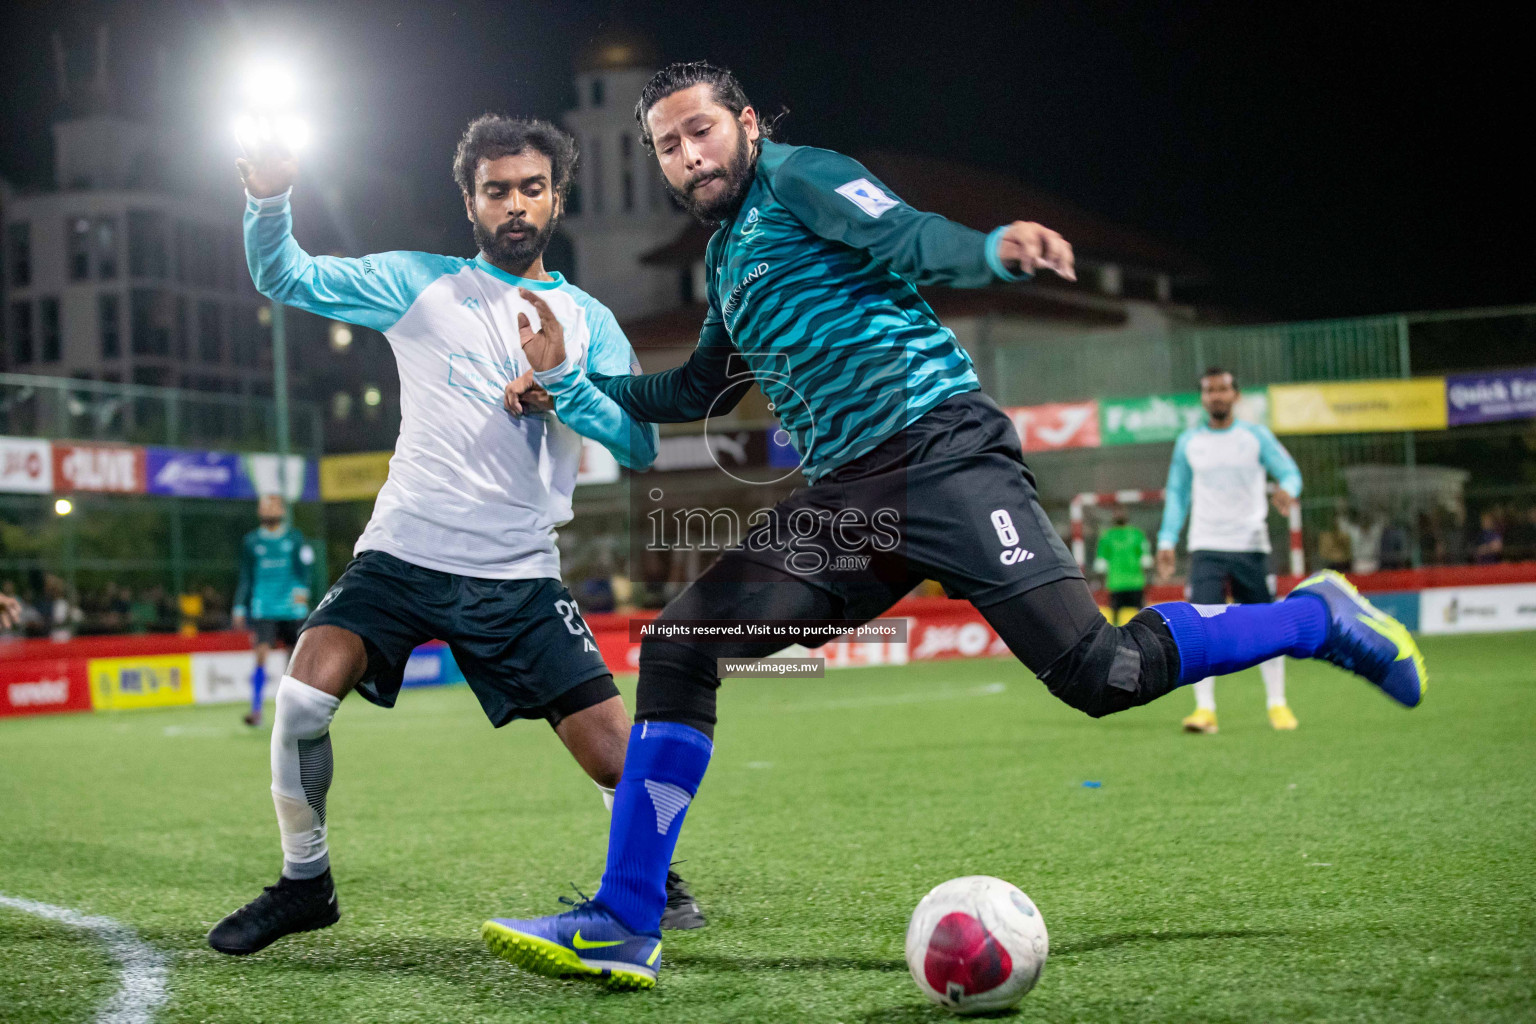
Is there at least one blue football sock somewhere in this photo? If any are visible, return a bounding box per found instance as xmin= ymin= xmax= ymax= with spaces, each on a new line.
xmin=1149 ymin=598 xmax=1329 ymax=685
xmin=250 ymin=662 xmax=267 ymax=714
xmin=595 ymin=721 xmax=713 ymax=936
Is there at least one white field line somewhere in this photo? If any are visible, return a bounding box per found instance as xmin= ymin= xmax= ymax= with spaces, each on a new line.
xmin=771 ymin=681 xmax=1007 ymax=712
xmin=0 ymin=894 xmax=168 ymax=1024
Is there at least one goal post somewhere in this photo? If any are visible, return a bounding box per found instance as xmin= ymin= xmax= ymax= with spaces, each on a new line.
xmin=1070 ymin=486 xmax=1304 ymax=578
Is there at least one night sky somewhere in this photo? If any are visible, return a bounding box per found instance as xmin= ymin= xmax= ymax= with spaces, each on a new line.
xmin=1 ymin=0 xmax=1528 ymax=320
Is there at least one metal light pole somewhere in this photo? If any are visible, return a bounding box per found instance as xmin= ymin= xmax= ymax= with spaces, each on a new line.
xmin=271 ymin=297 xmax=289 ymax=498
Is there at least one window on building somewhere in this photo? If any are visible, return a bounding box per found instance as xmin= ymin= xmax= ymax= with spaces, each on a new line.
xmin=7 ymin=222 xmax=31 ymax=287
xmin=231 ymin=304 xmax=256 ymax=366
xmin=99 ymin=294 xmax=121 ymax=359
xmin=39 ymin=298 xmax=61 ymax=362
xmin=9 ymin=301 xmax=33 ymax=363
xmin=66 ymin=216 xmax=122 ymax=281
xmin=96 ymin=217 xmax=118 ymax=279
xmin=175 ymin=297 xmax=189 ymax=360
xmin=127 ymin=210 xmax=170 ymax=279
xmin=589 ymin=139 xmax=604 ymax=215
xmin=69 ymin=217 xmax=93 ymax=281
xmin=130 ymin=288 xmax=173 ymax=356
xmin=621 ymin=134 xmax=635 ymax=212
xmin=197 ymin=299 xmax=223 ymax=363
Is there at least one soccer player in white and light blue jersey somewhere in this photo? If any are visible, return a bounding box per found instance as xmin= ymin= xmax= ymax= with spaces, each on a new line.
xmin=206 ymin=116 xmax=706 ymax=958
xmin=1157 ymin=367 xmax=1303 ymax=733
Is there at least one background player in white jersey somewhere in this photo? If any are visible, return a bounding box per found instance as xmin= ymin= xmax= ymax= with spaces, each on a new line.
xmin=1157 ymin=367 xmax=1303 ymax=733
xmin=206 ymin=116 xmax=706 ymax=957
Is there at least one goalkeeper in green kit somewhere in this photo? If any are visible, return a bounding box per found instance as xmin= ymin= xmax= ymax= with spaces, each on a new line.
xmin=1094 ymin=508 xmax=1151 ymax=625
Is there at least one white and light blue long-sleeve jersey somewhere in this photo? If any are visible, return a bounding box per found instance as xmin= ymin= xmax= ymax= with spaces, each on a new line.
xmin=244 ymin=189 xmax=657 ymax=580
xmin=1157 ymin=420 xmax=1302 ymax=554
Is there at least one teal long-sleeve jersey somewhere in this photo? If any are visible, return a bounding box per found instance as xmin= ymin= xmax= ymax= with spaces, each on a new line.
xmin=233 ymin=526 xmax=315 ymax=622
xmin=589 ymin=140 xmax=1028 ymax=479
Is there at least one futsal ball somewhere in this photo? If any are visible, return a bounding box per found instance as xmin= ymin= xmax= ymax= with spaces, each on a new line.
xmin=905 ymin=876 xmax=1049 ymax=1015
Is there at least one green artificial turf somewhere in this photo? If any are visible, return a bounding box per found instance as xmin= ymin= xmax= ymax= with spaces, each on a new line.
xmin=1 ymin=632 xmax=1533 ymax=1022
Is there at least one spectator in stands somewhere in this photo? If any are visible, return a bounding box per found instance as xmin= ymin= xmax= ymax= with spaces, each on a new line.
xmin=1473 ymin=511 xmax=1504 ymax=564
xmin=1 ymin=580 xmax=27 ymax=640
xmin=1317 ymin=503 xmax=1353 ymax=572
xmin=1505 ymin=504 xmax=1536 ymax=563
xmin=129 ymin=589 xmax=160 ymax=633
xmin=1379 ymin=520 xmax=1411 ymax=571
xmin=43 ymin=575 xmax=82 ymax=642
xmin=1346 ymin=513 xmax=1383 ymax=575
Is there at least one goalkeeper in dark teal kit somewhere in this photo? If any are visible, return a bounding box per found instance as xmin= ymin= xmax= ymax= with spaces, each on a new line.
xmin=485 ymin=62 xmax=1426 ymax=988
xmin=232 ymin=493 xmax=316 ymax=727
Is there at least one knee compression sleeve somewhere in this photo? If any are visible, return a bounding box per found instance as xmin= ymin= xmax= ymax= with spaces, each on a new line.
xmin=1036 ymin=609 xmax=1183 ymax=718
xmin=271 ymin=676 xmax=341 ymax=878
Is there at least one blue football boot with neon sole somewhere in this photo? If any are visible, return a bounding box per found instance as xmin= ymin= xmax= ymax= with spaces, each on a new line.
xmin=482 ymin=898 xmax=660 ymax=990
xmin=1285 ymin=570 xmax=1427 ymax=707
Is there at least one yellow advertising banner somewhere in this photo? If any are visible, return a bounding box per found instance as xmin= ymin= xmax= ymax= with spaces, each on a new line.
xmin=320 ymin=451 xmax=392 ymax=501
xmin=1269 ymin=378 xmax=1448 ymax=434
xmin=89 ymin=654 xmax=195 ymax=711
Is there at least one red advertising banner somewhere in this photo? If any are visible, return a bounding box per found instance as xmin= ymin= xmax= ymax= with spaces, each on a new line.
xmin=53 ymin=443 xmax=147 ymax=494
xmin=0 ymin=658 xmax=92 ymax=718
xmin=1004 ymin=401 xmax=1101 ymax=452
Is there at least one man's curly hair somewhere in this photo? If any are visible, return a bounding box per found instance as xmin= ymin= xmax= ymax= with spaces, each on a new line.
xmin=453 ymin=115 xmax=578 ymax=201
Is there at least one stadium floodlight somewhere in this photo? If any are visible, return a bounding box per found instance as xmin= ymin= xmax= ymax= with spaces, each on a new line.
xmin=54 ymin=498 xmax=73 ymax=516
xmin=232 ymin=60 xmax=311 ymax=154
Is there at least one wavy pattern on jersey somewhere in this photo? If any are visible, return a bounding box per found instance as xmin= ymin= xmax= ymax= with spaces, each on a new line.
xmin=731 ymin=255 xmax=977 ymax=472
xmin=709 ymin=155 xmax=984 ymax=477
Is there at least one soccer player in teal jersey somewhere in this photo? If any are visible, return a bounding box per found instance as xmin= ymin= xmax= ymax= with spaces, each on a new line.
xmin=232 ymin=493 xmax=316 ymax=727
xmin=485 ymin=62 xmax=1427 ymax=989
xmin=1094 ymin=508 xmax=1151 ymax=626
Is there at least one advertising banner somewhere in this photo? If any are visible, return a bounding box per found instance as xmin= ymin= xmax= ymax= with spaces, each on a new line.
xmin=0 ymin=436 xmax=54 ymax=494
xmin=1445 ymin=368 xmax=1536 ymax=426
xmin=399 ymin=643 xmax=466 ymax=689
xmin=1418 ymin=584 xmax=1536 ymax=635
xmin=53 ymin=443 xmax=147 ymax=493
xmin=235 ymin=453 xmax=320 ymax=502
xmin=190 ymin=650 xmax=289 ymax=705
xmin=1269 ymin=378 xmax=1448 ymax=434
xmin=146 ymin=448 xmax=243 ymax=498
xmin=0 ymin=658 xmax=91 ymax=718
xmin=1005 ymin=401 xmax=1101 ymax=452
xmin=88 ymin=654 xmax=195 ymax=710
xmin=320 ymin=451 xmax=393 ymax=501
xmin=1100 ymin=391 xmax=1270 ymax=446
xmin=577 ymin=439 xmax=621 ymax=486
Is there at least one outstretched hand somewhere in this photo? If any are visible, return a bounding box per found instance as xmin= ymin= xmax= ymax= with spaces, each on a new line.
xmin=996 ymin=221 xmax=1076 ymax=281
xmin=504 ymin=369 xmax=554 ymax=416
xmin=517 ymin=288 xmax=567 ymax=374
xmin=236 ymin=138 xmax=298 ymax=199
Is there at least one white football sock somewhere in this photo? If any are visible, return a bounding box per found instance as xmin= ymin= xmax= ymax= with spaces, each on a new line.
xmin=597 ymin=783 xmax=616 ymax=812
xmin=1261 ymin=657 xmax=1287 ymax=708
xmin=271 ymin=676 xmax=341 ymax=879
xmin=1193 ymin=677 xmax=1216 ymax=712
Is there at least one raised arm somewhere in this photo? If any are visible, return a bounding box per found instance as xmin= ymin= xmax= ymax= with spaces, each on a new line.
xmin=243 ymin=192 xmax=455 ymax=332
xmin=770 ymin=147 xmax=1075 ymax=288
xmin=238 ymin=147 xmax=454 ymax=331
